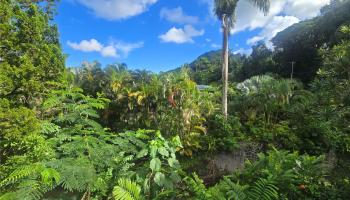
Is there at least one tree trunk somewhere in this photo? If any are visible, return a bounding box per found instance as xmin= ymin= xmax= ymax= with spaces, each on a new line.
xmin=222 ymin=16 xmax=229 ymax=118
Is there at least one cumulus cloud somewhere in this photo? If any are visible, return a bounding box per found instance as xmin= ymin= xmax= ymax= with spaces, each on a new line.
xmin=101 ymin=45 xmax=117 ymax=57
xmin=232 ymin=0 xmax=286 ymax=34
xmin=233 ymin=48 xmax=253 ymax=55
xmin=67 ymin=39 xmax=103 ymax=52
xmin=233 ymin=0 xmax=330 ymax=33
xmin=160 ymin=7 xmax=198 ymax=24
xmin=247 ymin=36 xmax=264 ymax=45
xmin=284 ymin=0 xmax=331 ymax=20
xmin=67 ymin=39 xmax=143 ymax=58
xmin=113 ymin=41 xmax=144 ymax=56
xmin=75 ymin=0 xmax=157 ymax=20
xmin=199 ymin=0 xmax=216 ymax=19
xmin=205 ymin=0 xmax=331 ymax=48
xmin=159 ymin=25 xmax=204 ymax=44
xmin=247 ymin=16 xmax=300 ymax=47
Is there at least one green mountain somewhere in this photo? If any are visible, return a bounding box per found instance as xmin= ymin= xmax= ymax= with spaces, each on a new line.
xmin=179 ymin=0 xmax=350 ymax=85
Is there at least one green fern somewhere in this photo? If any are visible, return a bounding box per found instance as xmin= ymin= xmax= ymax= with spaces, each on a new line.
xmin=0 ymin=163 xmax=60 ymax=200
xmin=0 ymin=163 xmax=59 ymax=188
xmin=183 ymin=173 xmax=213 ymax=200
xmin=247 ymin=178 xmax=278 ymax=200
xmin=48 ymin=158 xmax=96 ymax=192
xmin=0 ymin=181 xmax=51 ymax=200
xmin=113 ymin=178 xmax=143 ymax=200
xmin=226 ymin=182 xmax=248 ymax=200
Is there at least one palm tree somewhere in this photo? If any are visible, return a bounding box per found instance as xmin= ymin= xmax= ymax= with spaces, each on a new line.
xmin=214 ymin=0 xmax=270 ymax=118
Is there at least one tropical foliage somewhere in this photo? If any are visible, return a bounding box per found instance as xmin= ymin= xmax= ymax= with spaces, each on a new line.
xmin=1 ymin=0 xmax=350 ymax=200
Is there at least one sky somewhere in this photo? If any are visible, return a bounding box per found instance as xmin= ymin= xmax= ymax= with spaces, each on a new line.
xmin=55 ymin=0 xmax=331 ymax=72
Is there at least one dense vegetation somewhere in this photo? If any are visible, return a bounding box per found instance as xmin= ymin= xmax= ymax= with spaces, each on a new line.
xmin=1 ymin=0 xmax=350 ymax=199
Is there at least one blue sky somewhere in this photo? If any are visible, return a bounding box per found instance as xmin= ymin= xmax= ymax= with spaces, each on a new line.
xmin=55 ymin=0 xmax=330 ymax=72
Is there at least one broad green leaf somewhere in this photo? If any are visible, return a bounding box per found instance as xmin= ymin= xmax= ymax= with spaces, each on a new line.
xmin=150 ymin=146 xmax=158 ymax=158
xmin=168 ymin=157 xmax=180 ymax=169
xmin=172 ymin=135 xmax=183 ymax=148
xmin=158 ymin=147 xmax=169 ymax=157
xmin=170 ymin=172 xmax=181 ymax=183
xmin=136 ymin=149 xmax=148 ymax=158
xmin=154 ymin=172 xmax=165 ymax=187
xmin=163 ymin=179 xmax=174 ymax=189
xmin=150 ymin=158 xmax=161 ymax=172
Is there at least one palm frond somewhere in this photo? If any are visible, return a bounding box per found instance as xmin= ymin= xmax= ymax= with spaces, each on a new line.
xmin=214 ymin=0 xmax=238 ymax=18
xmin=247 ymin=0 xmax=270 ymax=15
xmin=214 ymin=0 xmax=270 ymax=28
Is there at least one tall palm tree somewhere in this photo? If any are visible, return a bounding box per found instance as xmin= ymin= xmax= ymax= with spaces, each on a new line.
xmin=214 ymin=0 xmax=270 ymax=118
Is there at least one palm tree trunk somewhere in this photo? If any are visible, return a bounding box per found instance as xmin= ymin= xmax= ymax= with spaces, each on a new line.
xmin=222 ymin=15 xmax=229 ymax=118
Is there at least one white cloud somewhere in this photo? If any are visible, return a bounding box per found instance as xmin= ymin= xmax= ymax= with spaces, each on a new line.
xmin=232 ymin=0 xmax=330 ymax=33
xmin=284 ymin=0 xmax=331 ymax=20
xmin=101 ymin=45 xmax=117 ymax=57
xmin=247 ymin=36 xmax=264 ymax=45
xmin=160 ymin=7 xmax=198 ymax=24
xmin=218 ymin=0 xmax=331 ymax=48
xmin=199 ymin=0 xmax=215 ymax=19
xmin=67 ymin=39 xmax=143 ymax=58
xmin=67 ymin=39 xmax=103 ymax=52
xmin=232 ymin=0 xmax=286 ymax=34
xmin=211 ymin=43 xmax=220 ymax=48
xmin=233 ymin=48 xmax=253 ymax=55
xmin=76 ymin=0 xmax=157 ymax=20
xmin=113 ymin=41 xmax=144 ymax=56
xmin=247 ymin=16 xmax=300 ymax=48
xmin=159 ymin=25 xmax=204 ymax=44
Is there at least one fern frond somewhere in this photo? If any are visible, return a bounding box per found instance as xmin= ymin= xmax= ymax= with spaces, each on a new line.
xmin=80 ymin=108 xmax=100 ymax=118
xmin=41 ymin=121 xmax=61 ymax=135
xmin=226 ymin=182 xmax=248 ymax=200
xmin=113 ymin=178 xmax=142 ymax=200
xmin=248 ymin=178 xmax=278 ymax=200
xmin=0 ymin=163 xmax=43 ymax=187
xmin=16 ymin=179 xmax=51 ymax=200
xmin=183 ymin=173 xmax=211 ymax=199
xmin=49 ymin=158 xmax=97 ymax=192
xmin=0 ymin=164 xmax=59 ymax=200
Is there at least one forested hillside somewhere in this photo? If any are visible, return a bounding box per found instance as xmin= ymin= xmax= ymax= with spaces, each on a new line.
xmin=1 ymin=0 xmax=350 ymax=200
xmin=186 ymin=0 xmax=350 ymax=84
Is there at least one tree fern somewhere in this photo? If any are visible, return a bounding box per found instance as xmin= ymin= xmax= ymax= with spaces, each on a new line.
xmin=113 ymin=178 xmax=142 ymax=200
